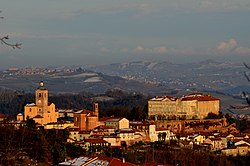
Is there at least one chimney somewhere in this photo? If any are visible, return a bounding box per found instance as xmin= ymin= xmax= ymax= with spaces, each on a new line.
xmin=93 ymin=102 xmax=99 ymax=118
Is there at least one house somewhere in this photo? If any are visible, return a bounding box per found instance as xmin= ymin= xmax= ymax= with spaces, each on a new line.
xmin=103 ymin=117 xmax=129 ymax=130
xmin=58 ymin=109 xmax=75 ymax=121
xmin=89 ymin=134 xmax=122 ymax=147
xmin=116 ymin=128 xmax=135 ymax=146
xmin=67 ymin=127 xmax=92 ymax=142
xmin=221 ymin=143 xmax=250 ymax=156
xmin=102 ymin=135 xmax=121 ymax=147
xmin=0 ymin=114 xmax=7 ymax=121
xmin=129 ymin=121 xmax=154 ymax=133
xmin=77 ymin=138 xmax=110 ymax=151
xmin=204 ymin=138 xmax=222 ymax=151
xmin=177 ymin=133 xmax=190 ymax=141
xmin=179 ymin=140 xmax=193 ymax=149
xmin=92 ymin=125 xmax=115 ymax=136
xmin=188 ymin=134 xmax=206 ymax=145
xmin=155 ymin=128 xmax=173 ymax=142
xmin=16 ymin=113 xmax=23 ymax=121
xmin=44 ymin=121 xmax=74 ymax=129
xmin=59 ymin=156 xmax=136 ymax=166
xmin=129 ymin=121 xmax=156 ymax=142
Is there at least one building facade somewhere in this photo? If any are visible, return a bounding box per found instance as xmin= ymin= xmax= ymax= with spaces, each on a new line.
xmin=73 ymin=103 xmax=99 ymax=131
xmin=148 ymin=93 xmax=220 ymax=120
xmin=22 ymin=81 xmax=58 ymax=125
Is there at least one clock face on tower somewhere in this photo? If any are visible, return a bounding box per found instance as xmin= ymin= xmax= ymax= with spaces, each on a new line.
xmin=38 ymin=100 xmax=41 ymax=103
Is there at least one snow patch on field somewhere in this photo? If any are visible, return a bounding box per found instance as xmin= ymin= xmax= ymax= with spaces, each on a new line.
xmin=84 ymin=77 xmax=102 ymax=83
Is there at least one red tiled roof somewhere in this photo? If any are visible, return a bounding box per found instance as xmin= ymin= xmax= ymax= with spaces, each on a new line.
xmin=109 ymin=158 xmax=136 ymax=166
xmin=181 ymin=93 xmax=219 ymax=101
xmin=59 ymin=156 xmax=136 ymax=166
xmin=84 ymin=138 xmax=108 ymax=144
xmin=33 ymin=114 xmax=43 ymax=118
xmin=79 ymin=130 xmax=91 ymax=134
xmin=156 ymin=127 xmax=169 ymax=131
xmin=74 ymin=109 xmax=94 ymax=115
xmin=67 ymin=127 xmax=79 ymax=131
xmin=143 ymin=163 xmax=173 ymax=166
xmin=98 ymin=117 xmax=114 ymax=122
xmin=235 ymin=143 xmax=250 ymax=147
xmin=94 ymin=125 xmax=115 ymax=130
xmin=119 ymin=128 xmax=135 ymax=133
xmin=129 ymin=121 xmax=154 ymax=126
xmin=0 ymin=114 xmax=6 ymax=119
xmin=149 ymin=96 xmax=177 ymax=102
xmin=105 ymin=117 xmax=124 ymax=122
xmin=209 ymin=138 xmax=222 ymax=141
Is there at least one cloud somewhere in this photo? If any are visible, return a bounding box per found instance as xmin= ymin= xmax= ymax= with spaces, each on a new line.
xmin=198 ymin=0 xmax=250 ymax=12
xmin=153 ymin=47 xmax=168 ymax=54
xmin=235 ymin=47 xmax=250 ymax=55
xmin=216 ymin=38 xmax=250 ymax=55
xmin=133 ymin=46 xmax=146 ymax=53
xmin=132 ymin=46 xmax=187 ymax=55
xmin=216 ymin=38 xmax=238 ymax=54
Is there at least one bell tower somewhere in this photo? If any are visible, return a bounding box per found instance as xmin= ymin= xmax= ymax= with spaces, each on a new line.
xmin=36 ymin=81 xmax=48 ymax=109
xmin=93 ymin=102 xmax=99 ymax=118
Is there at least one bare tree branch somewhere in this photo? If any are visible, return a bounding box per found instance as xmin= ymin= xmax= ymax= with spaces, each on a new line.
xmin=243 ymin=62 xmax=250 ymax=70
xmin=244 ymin=71 xmax=250 ymax=82
xmin=0 ymin=11 xmax=21 ymax=49
xmin=0 ymin=36 xmax=22 ymax=49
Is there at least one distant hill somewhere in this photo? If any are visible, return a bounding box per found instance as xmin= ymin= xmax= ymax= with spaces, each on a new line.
xmin=0 ymin=60 xmax=249 ymax=113
xmin=85 ymin=60 xmax=250 ymax=96
xmin=0 ymin=68 xmax=171 ymax=95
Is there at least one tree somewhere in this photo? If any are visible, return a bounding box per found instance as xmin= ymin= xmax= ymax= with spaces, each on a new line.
xmin=0 ymin=11 xmax=21 ymax=49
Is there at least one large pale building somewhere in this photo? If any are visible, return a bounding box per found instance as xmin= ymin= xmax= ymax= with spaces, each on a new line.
xmin=22 ymin=81 xmax=58 ymax=125
xmin=148 ymin=93 xmax=220 ymax=120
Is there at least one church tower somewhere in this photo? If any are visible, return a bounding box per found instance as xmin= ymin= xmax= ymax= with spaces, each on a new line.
xmin=36 ymin=81 xmax=49 ymax=115
xmin=93 ymin=102 xmax=99 ymax=118
xmin=23 ymin=81 xmax=58 ymax=125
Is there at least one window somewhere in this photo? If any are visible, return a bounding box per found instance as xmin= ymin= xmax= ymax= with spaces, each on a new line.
xmin=39 ymin=93 xmax=41 ymax=97
xmin=30 ymin=108 xmax=32 ymax=112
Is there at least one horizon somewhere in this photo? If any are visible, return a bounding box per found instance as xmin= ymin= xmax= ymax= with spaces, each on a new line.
xmin=1 ymin=0 xmax=250 ymax=68
xmin=0 ymin=59 xmax=246 ymax=70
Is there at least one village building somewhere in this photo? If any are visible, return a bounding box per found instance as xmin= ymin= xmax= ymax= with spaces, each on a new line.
xmin=0 ymin=114 xmax=7 ymax=121
xmin=43 ymin=121 xmax=74 ymax=129
xmin=73 ymin=103 xmax=99 ymax=131
xmin=79 ymin=138 xmax=110 ymax=151
xmin=221 ymin=143 xmax=250 ymax=156
xmin=116 ymin=128 xmax=135 ymax=146
xmin=204 ymin=138 xmax=223 ymax=151
xmin=100 ymin=117 xmax=129 ymax=130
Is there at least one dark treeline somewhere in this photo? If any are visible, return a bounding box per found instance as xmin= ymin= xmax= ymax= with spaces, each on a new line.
xmin=0 ymin=88 xmax=149 ymax=120
xmin=0 ymin=89 xmax=34 ymax=117
xmin=0 ymin=119 xmax=85 ymax=165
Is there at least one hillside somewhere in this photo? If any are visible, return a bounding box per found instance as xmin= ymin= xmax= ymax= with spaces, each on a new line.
xmin=86 ymin=60 xmax=250 ymax=96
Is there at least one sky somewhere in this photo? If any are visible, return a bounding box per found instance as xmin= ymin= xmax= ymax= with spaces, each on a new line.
xmin=1 ymin=0 xmax=250 ymax=68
